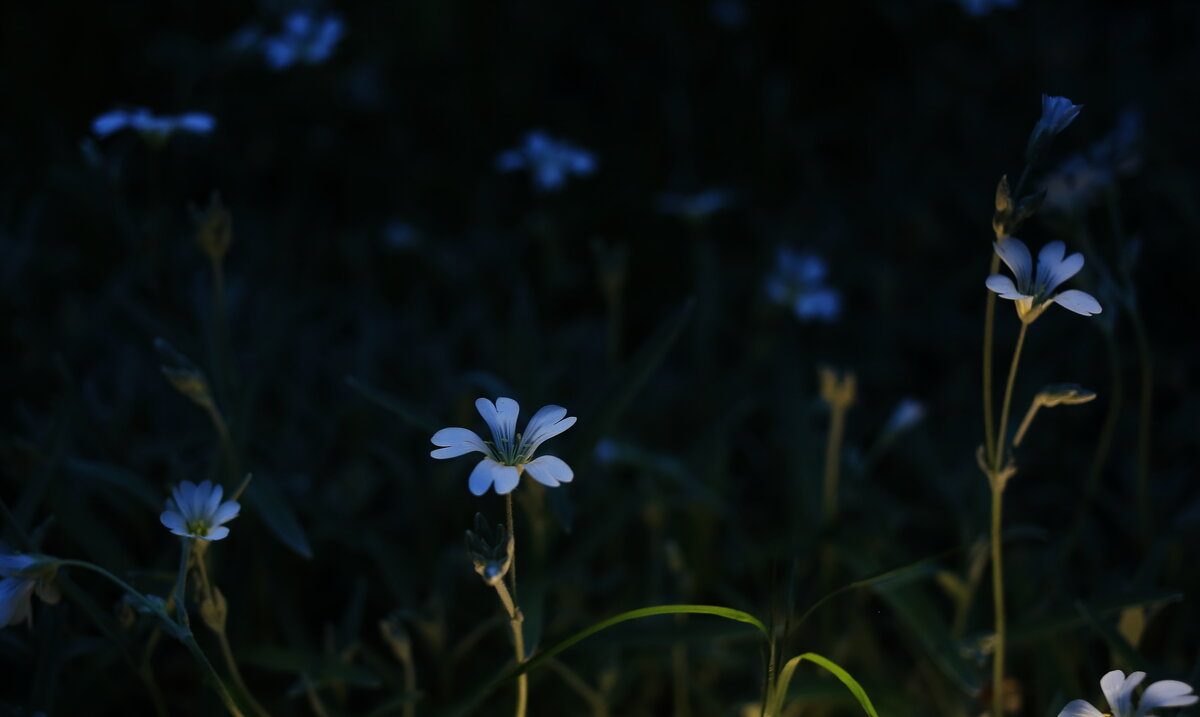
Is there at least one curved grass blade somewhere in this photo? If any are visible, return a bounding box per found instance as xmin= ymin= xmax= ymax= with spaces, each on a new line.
xmin=770 ymin=652 xmax=880 ymax=717
xmin=516 ymin=603 xmax=767 ymax=677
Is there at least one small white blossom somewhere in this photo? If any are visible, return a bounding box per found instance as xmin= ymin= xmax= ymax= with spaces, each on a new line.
xmin=259 ymin=10 xmax=345 ymax=71
xmin=1058 ymin=670 xmax=1197 ymax=717
xmin=431 ymin=397 xmax=576 ymax=496
xmin=0 ymin=553 xmax=59 ymax=628
xmin=1027 ymin=94 xmax=1083 ymax=163
xmin=495 ymin=132 xmax=596 ymax=192
xmin=884 ymin=398 xmax=926 ymax=434
xmin=92 ymin=108 xmax=215 ymax=140
xmin=160 ymin=480 xmax=241 ymax=541
xmin=986 ymin=237 xmax=1101 ymax=323
xmin=765 ymin=247 xmax=841 ymax=322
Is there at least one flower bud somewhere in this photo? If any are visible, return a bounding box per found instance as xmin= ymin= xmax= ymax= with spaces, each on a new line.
xmin=154 ymin=338 xmax=215 ymax=411
xmin=1025 ymin=94 xmax=1083 ymax=166
xmin=464 ymin=513 xmax=512 ymax=586
xmin=1034 ymin=383 xmax=1097 ymax=408
xmin=193 ymin=193 xmax=232 ymax=262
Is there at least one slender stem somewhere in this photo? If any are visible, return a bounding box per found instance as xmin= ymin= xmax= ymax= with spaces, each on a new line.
xmin=994 ymin=323 xmax=1028 ymax=471
xmin=1012 ymin=402 xmax=1041 ymax=448
xmin=822 ymin=404 xmax=848 ymax=523
xmin=989 ymin=481 xmax=1006 ymax=717
xmin=179 ymin=632 xmax=246 ymax=717
xmin=506 ymin=493 xmax=518 ymax=605
xmin=53 ymin=559 xmax=159 ymax=610
xmin=493 ymin=580 xmax=528 ymax=717
xmin=982 ymin=253 xmax=1002 ymax=467
xmin=196 ymin=555 xmax=270 ymax=717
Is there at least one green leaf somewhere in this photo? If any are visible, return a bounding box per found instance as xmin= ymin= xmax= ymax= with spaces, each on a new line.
xmin=769 ymin=652 xmax=881 ymax=717
xmin=346 ymin=375 xmax=440 ymax=435
xmin=564 ymin=299 xmax=694 ymax=465
xmin=515 ymin=603 xmax=767 ymax=678
xmin=872 ymin=580 xmax=981 ymax=694
xmin=246 ymin=475 xmax=312 ymax=559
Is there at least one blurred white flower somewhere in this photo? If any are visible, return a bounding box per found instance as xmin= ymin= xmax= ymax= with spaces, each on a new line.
xmin=884 ymin=398 xmax=926 ymax=434
xmin=495 ymin=131 xmax=596 ymax=192
xmin=1027 ymin=94 xmax=1083 ymax=163
xmin=431 ymin=398 xmax=576 ymax=495
xmin=985 ymin=237 xmax=1101 ymax=323
xmin=0 ymin=552 xmax=59 ymax=628
xmin=92 ymin=108 xmax=215 ymax=140
xmin=658 ymin=189 xmax=731 ymax=220
xmin=260 ymin=10 xmax=345 ymax=71
xmin=1057 ymin=670 xmax=1196 ymax=717
xmin=765 ymin=247 xmax=841 ymax=322
xmin=160 ymin=480 xmax=241 ymax=541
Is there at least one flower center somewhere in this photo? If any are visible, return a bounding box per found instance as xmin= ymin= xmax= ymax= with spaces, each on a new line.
xmin=186 ymin=519 xmax=211 ymax=537
xmin=489 ymin=432 xmax=530 ymax=466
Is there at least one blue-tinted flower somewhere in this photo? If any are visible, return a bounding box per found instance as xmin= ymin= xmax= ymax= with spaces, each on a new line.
xmin=259 ymin=10 xmax=345 ymax=71
xmin=0 ymin=552 xmax=59 ymax=628
xmin=658 ymin=189 xmax=731 ymax=221
xmin=160 ymin=480 xmax=240 ymax=541
xmin=1027 ymin=94 xmax=1083 ymax=163
xmin=884 ymin=398 xmax=926 ymax=434
xmin=765 ymin=248 xmax=841 ymax=322
xmin=495 ymin=132 xmax=596 ymax=192
xmin=431 ymin=398 xmax=576 ymax=496
xmin=1057 ymin=670 xmax=1196 ymax=717
xmin=92 ymin=108 xmax=216 ymax=141
xmin=986 ymin=237 xmax=1101 ymax=323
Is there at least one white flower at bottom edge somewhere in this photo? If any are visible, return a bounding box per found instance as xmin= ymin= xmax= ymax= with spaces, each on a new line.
xmin=1057 ymin=670 xmax=1197 ymax=717
xmin=159 ymin=480 xmax=241 ymax=541
xmin=985 ymin=237 xmax=1102 ymax=323
xmin=430 ymin=397 xmax=576 ymax=496
xmin=0 ymin=553 xmax=60 ymax=628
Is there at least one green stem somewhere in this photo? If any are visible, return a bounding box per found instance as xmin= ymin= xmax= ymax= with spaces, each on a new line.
xmin=994 ymin=323 xmax=1028 ymax=472
xmin=822 ymin=403 xmax=848 ymax=523
xmin=982 ymin=254 xmax=1002 ymax=467
xmin=1012 ymin=402 xmax=1041 ymax=448
xmin=196 ymin=555 xmax=271 ymax=717
xmin=493 ymin=580 xmax=528 ymax=717
xmin=179 ymin=632 xmax=247 ymax=717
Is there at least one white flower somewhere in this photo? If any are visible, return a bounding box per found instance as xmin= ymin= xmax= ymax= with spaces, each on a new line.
xmin=1058 ymin=670 xmax=1197 ymax=717
xmin=765 ymin=247 xmax=841 ymax=322
xmin=985 ymin=237 xmax=1101 ymax=323
xmin=495 ymin=132 xmax=596 ymax=192
xmin=92 ymin=108 xmax=216 ymax=140
xmin=884 ymin=398 xmax=926 ymax=434
xmin=0 ymin=553 xmax=60 ymax=628
xmin=1027 ymin=94 xmax=1083 ymax=162
xmin=159 ymin=480 xmax=241 ymax=541
xmin=261 ymin=11 xmax=345 ymax=71
xmin=431 ymin=397 xmax=576 ymax=496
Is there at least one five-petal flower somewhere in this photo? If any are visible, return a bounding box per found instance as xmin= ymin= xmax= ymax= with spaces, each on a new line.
xmin=495 ymin=132 xmax=596 ymax=192
xmin=985 ymin=237 xmax=1101 ymax=323
xmin=160 ymin=480 xmax=241 ymax=541
xmin=1057 ymin=670 xmax=1197 ymax=717
xmin=431 ymin=397 xmax=576 ymax=496
xmin=0 ymin=552 xmax=60 ymax=628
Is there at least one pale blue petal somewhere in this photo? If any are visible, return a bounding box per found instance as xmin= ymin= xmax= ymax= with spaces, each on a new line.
xmin=175 ymin=482 xmax=198 ymax=518
xmin=176 ymin=113 xmax=216 ymax=134
xmin=491 ymin=464 xmax=522 ymax=495
xmin=985 ymin=275 xmax=1029 ymax=300
xmin=475 ymin=397 xmax=520 ymax=448
xmin=192 ymin=481 xmax=215 ymax=518
xmin=1035 ymin=241 xmax=1083 ymax=292
xmin=92 ymin=110 xmax=130 ymax=137
xmin=430 ymin=427 xmax=488 ymax=459
xmin=1053 ymin=290 xmax=1102 ymax=316
xmin=205 ymin=483 xmax=225 ymax=518
xmin=523 ymin=455 xmax=573 ymax=487
xmin=1102 ymin=670 xmax=1144 ymax=716
xmin=160 ymin=510 xmax=187 ymax=534
xmin=0 ymin=554 xmax=34 ymax=577
xmin=212 ymin=501 xmax=240 ymax=526
xmin=521 ymin=406 xmax=576 ymax=455
xmin=1057 ymin=700 xmax=1105 ymax=717
xmin=468 ymin=458 xmax=499 ymax=496
xmin=994 ymin=237 xmax=1033 ymax=287
xmin=205 ymin=526 xmax=230 ymax=541
xmin=1137 ymin=680 xmax=1197 ymax=715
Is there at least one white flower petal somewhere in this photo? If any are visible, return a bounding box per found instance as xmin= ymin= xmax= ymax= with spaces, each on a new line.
xmin=986 ymin=275 xmax=1031 ymax=300
xmin=1053 ymin=289 xmax=1102 ymax=316
xmin=995 ymin=237 xmax=1033 ymax=287
xmin=175 ymin=481 xmax=198 ymax=517
xmin=160 ymin=510 xmax=187 ymax=534
xmin=523 ymin=455 xmax=574 ymax=487
xmin=192 ymin=482 xmax=214 ymax=518
xmin=0 ymin=553 xmax=35 ymax=577
xmin=212 ymin=501 xmax=240 ymax=526
xmin=205 ymin=483 xmax=225 ymax=517
xmin=492 ymin=464 xmax=522 ymax=494
xmin=205 ymin=526 xmax=230 ymax=541
xmin=1035 ymin=241 xmax=1084 ymax=292
xmin=430 ymin=427 xmax=488 ymax=459
xmin=1057 ymin=700 xmax=1106 ymax=717
xmin=1102 ymin=670 xmax=1145 ymax=716
xmin=521 ymin=405 xmax=576 ymax=455
xmin=1137 ymin=680 xmax=1197 ymax=715
xmin=92 ymin=110 xmax=131 ymax=137
xmin=468 ymin=458 xmax=501 ymax=496
xmin=475 ymin=397 xmax=520 ymax=447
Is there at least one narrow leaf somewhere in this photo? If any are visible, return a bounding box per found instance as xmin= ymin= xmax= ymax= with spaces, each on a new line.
xmin=771 ymin=652 xmax=881 ymax=717
xmin=246 ymin=475 xmax=313 ymax=559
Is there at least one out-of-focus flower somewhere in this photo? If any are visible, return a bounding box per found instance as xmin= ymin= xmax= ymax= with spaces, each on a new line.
xmin=1026 ymin=94 xmax=1083 ymax=164
xmin=1057 ymin=670 xmax=1196 ymax=717
xmin=765 ymin=248 xmax=841 ymax=322
xmin=956 ymin=0 xmax=1019 ymax=17
xmin=658 ymin=189 xmax=731 ymax=221
xmin=0 ymin=552 xmax=60 ymax=628
xmin=160 ymin=480 xmax=241 ymax=541
xmin=236 ymin=11 xmax=344 ymax=71
xmin=431 ymin=398 xmax=576 ymax=495
xmin=985 ymin=237 xmax=1101 ymax=323
xmin=1043 ymin=108 xmax=1142 ymax=213
xmin=495 ymin=131 xmax=596 ymax=192
xmin=884 ymin=398 xmax=925 ymax=434
xmin=818 ymin=366 xmax=857 ymax=409
xmin=92 ymin=108 xmax=215 ymax=141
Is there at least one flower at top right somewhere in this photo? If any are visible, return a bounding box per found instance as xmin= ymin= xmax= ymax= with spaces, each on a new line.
xmin=985 ymin=237 xmax=1101 ymax=324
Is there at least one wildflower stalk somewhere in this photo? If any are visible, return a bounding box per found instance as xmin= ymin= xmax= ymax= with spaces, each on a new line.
xmin=822 ymin=400 xmax=848 ymax=523
xmin=195 ymin=551 xmax=271 ymax=717
xmin=499 ymin=493 xmax=528 ymax=717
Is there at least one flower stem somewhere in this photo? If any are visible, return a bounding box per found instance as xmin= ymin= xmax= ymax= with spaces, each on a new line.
xmin=1012 ymin=401 xmax=1041 ymax=448
xmin=982 ymin=253 xmax=1002 ymax=467
xmin=196 ymin=553 xmax=271 ymax=717
xmin=822 ymin=402 xmax=848 ymax=524
xmin=989 ymin=321 xmax=1028 ymax=717
xmin=505 ymin=493 xmax=518 ymax=605
xmin=500 ymin=493 xmax=527 ymax=717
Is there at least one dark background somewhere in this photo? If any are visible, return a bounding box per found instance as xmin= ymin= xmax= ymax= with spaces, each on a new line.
xmin=1 ymin=1 xmax=1197 ymax=715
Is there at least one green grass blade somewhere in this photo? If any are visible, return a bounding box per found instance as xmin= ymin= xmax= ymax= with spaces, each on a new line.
xmin=246 ymin=474 xmax=313 ymax=559
xmin=771 ymin=652 xmax=881 ymax=717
